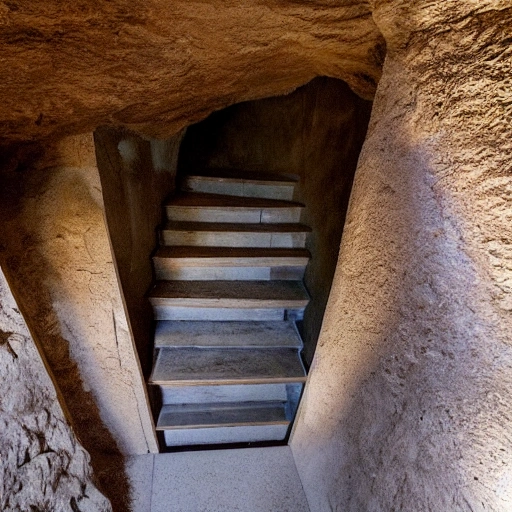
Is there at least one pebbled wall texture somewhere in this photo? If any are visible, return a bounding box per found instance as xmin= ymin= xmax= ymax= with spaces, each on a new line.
xmin=291 ymin=1 xmax=512 ymax=510
xmin=0 ymin=265 xmax=111 ymax=511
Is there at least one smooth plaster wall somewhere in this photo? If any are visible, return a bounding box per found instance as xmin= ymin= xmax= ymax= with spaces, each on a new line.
xmin=0 ymin=265 xmax=111 ymax=512
xmin=94 ymin=128 xmax=185 ymax=377
xmin=179 ymin=77 xmax=372 ymax=364
xmin=291 ymin=2 xmax=512 ymax=510
xmin=0 ymin=134 xmax=158 ymax=510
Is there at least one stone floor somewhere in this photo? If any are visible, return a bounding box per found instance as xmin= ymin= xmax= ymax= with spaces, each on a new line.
xmin=126 ymin=446 xmax=310 ymax=512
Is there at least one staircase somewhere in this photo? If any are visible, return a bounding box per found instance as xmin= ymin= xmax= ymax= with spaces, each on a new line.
xmin=148 ymin=170 xmax=311 ymax=448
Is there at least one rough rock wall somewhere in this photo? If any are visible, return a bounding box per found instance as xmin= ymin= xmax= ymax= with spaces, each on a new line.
xmin=0 ymin=0 xmax=384 ymax=144
xmin=0 ymin=134 xmax=158 ymax=510
xmin=0 ymin=266 xmax=111 ymax=512
xmin=178 ymin=77 xmax=372 ymax=365
xmin=292 ymin=1 xmax=512 ymax=511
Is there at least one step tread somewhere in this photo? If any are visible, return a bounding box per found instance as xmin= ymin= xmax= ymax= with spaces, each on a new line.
xmin=156 ymin=401 xmax=289 ymax=429
xmin=162 ymin=221 xmax=311 ymax=233
xmin=166 ymin=192 xmax=303 ymax=209
xmin=149 ymin=280 xmax=309 ymax=307
xmin=149 ymin=347 xmax=307 ymax=385
xmin=154 ymin=320 xmax=302 ymax=348
xmin=184 ymin=169 xmax=299 ymax=184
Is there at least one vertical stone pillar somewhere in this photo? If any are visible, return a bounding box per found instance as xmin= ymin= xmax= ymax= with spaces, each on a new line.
xmin=291 ymin=2 xmax=512 ymax=510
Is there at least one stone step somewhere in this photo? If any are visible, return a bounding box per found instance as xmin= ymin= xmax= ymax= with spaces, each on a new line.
xmin=157 ymin=401 xmax=289 ymax=429
xmin=149 ymin=280 xmax=309 ymax=311
xmin=183 ymin=170 xmax=298 ymax=200
xmin=149 ymin=280 xmax=309 ymax=320
xmin=149 ymin=347 xmax=307 ymax=386
xmin=153 ymin=247 xmax=310 ymax=280
xmin=159 ymin=383 xmax=291 ymax=405
xmin=157 ymin=401 xmax=291 ymax=445
xmin=165 ymin=192 xmax=303 ymax=223
xmin=160 ymin=222 xmax=310 ymax=248
xmin=154 ymin=320 xmax=303 ymax=348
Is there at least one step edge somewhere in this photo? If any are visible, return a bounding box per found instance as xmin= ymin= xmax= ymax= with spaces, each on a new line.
xmin=185 ymin=175 xmax=298 ymax=186
xmin=156 ymin=420 xmax=290 ymax=430
xmin=161 ymin=222 xmax=312 ymax=232
xmin=149 ymin=376 xmax=308 ymax=386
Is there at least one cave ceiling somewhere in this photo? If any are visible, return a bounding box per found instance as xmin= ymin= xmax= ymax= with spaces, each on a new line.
xmin=0 ymin=0 xmax=384 ymax=146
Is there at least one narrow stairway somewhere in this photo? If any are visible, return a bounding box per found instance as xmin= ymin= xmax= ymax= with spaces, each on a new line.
xmin=148 ymin=170 xmax=311 ymax=448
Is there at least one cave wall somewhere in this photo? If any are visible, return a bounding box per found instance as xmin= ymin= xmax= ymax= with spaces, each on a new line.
xmin=178 ymin=77 xmax=372 ymax=363
xmin=0 ymin=134 xmax=158 ymax=509
xmin=0 ymin=265 xmax=111 ymax=512
xmin=93 ymin=127 xmax=185 ymax=377
xmin=291 ymin=1 xmax=512 ymax=510
xmin=0 ymin=0 xmax=511 ymax=510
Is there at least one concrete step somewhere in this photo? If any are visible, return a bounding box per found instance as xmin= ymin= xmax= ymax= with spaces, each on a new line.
xmin=154 ymin=320 xmax=303 ymax=349
xmin=153 ymin=247 xmax=310 ymax=280
xmin=149 ymin=347 xmax=307 ymax=386
xmin=159 ymin=383 xmax=290 ymax=405
xmin=157 ymin=402 xmax=290 ymax=446
xmin=160 ymin=222 xmax=310 ymax=248
xmin=157 ymin=401 xmax=289 ymax=429
xmin=183 ymin=170 xmax=298 ymax=200
xmin=165 ymin=192 xmax=303 ymax=223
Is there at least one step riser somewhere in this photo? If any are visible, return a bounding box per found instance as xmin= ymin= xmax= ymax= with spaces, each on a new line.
xmin=184 ymin=178 xmax=295 ymax=200
xmin=162 ymin=424 xmax=289 ymax=446
xmin=152 ymin=307 xmax=287 ymax=321
xmin=154 ymin=265 xmax=306 ymax=281
xmin=166 ymin=206 xmax=301 ymax=224
xmin=159 ymin=384 xmax=289 ymax=405
xmin=161 ymin=231 xmax=307 ymax=248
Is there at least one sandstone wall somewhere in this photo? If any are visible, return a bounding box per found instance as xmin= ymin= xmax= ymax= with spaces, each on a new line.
xmin=0 ymin=265 xmax=111 ymax=512
xmin=291 ymin=1 xmax=512 ymax=510
xmin=0 ymin=134 xmax=158 ymax=510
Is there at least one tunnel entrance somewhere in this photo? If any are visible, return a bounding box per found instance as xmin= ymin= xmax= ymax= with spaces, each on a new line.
xmin=177 ymin=77 xmax=372 ymax=364
xmin=95 ymin=76 xmax=372 ymax=451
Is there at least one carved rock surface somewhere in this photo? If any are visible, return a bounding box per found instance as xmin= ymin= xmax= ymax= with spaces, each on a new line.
xmin=0 ymin=0 xmax=384 ymax=144
xmin=292 ymin=1 xmax=512 ymax=511
xmin=0 ymin=267 xmax=111 ymax=512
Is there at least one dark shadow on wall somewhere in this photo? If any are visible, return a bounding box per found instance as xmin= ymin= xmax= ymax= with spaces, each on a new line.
xmin=94 ymin=128 xmax=185 ymax=378
xmin=178 ymin=77 xmax=372 ymax=364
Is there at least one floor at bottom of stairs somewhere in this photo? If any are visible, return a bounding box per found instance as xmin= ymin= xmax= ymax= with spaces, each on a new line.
xmin=126 ymin=446 xmax=310 ymax=512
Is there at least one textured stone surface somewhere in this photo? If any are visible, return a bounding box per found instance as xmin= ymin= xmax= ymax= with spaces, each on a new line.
xmin=0 ymin=266 xmax=111 ymax=512
xmin=0 ymin=134 xmax=158 ymax=510
xmin=292 ymin=1 xmax=512 ymax=511
xmin=0 ymin=0 xmax=384 ymax=145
